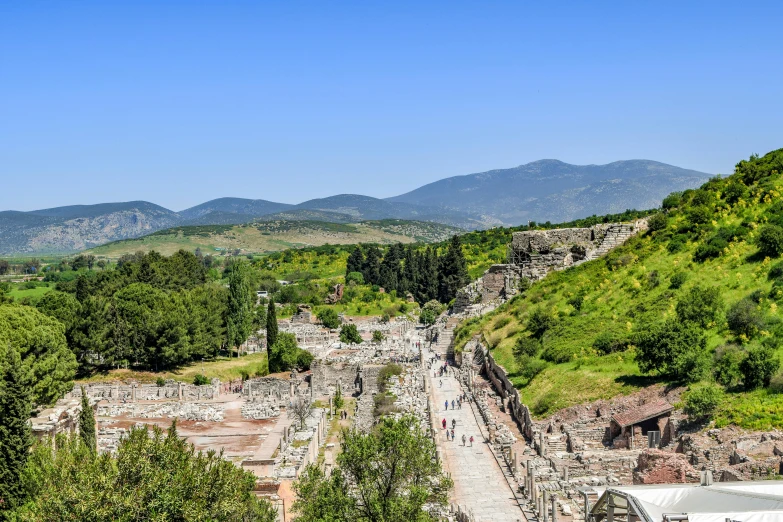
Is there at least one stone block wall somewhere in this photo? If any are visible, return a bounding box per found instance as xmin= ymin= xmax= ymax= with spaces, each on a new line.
xmin=310 ymin=360 xmax=359 ymax=397
xmin=71 ymin=381 xmax=219 ymax=402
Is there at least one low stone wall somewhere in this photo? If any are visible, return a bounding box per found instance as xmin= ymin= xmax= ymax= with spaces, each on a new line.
xmin=71 ymin=381 xmax=219 ymax=402
xmin=242 ymin=377 xmax=290 ymax=403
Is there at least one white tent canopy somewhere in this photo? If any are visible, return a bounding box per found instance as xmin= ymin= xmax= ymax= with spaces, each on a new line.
xmin=590 ymin=482 xmax=783 ymax=522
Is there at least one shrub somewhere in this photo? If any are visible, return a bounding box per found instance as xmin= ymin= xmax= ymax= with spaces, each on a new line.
xmin=527 ymin=308 xmax=557 ymax=339
xmin=770 ymin=373 xmax=783 ymax=394
xmin=662 ymin=192 xmax=682 ymax=210
xmin=693 ymin=237 xmax=728 ymax=262
xmin=768 ymin=261 xmax=783 ymax=280
xmin=317 ymin=307 xmax=341 ymax=329
xmin=377 ymin=363 xmax=403 ymax=392
xmin=193 ymin=374 xmax=210 ymax=386
xmin=713 ymin=344 xmax=745 ymax=388
xmin=726 ymin=299 xmax=765 ymax=339
xmin=339 ymin=324 xmax=363 ymax=344
xmin=373 ymin=393 xmax=398 ymax=417
xmin=675 ymin=285 xmax=723 ymax=328
xmin=296 ymin=349 xmax=314 ymax=370
xmin=757 ymin=224 xmax=783 ymax=257
xmin=647 ymin=213 xmax=667 ymax=232
xmin=515 ymin=354 xmax=548 ymax=382
xmin=345 ymin=272 xmax=364 ymax=285
xmin=593 ymin=331 xmax=628 ymax=354
xmin=155 ymin=377 xmax=166 ymax=387
xmin=683 ymin=383 xmax=723 ymax=422
xmin=567 ymin=293 xmax=584 ymax=311
xmin=513 ymin=336 xmax=540 ymax=358
xmin=740 ymin=345 xmax=780 ymax=389
xmin=669 ymin=271 xmax=688 ymax=289
xmin=372 ymin=330 xmax=385 ymax=343
xmin=646 ymin=270 xmax=660 ymax=289
xmin=686 ymin=206 xmax=711 ymax=226
xmin=723 ymin=181 xmax=748 ymax=204
xmin=532 ymin=391 xmax=558 ymax=416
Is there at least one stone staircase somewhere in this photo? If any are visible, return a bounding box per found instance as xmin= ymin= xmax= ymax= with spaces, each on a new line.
xmin=546 ymin=435 xmax=568 ymax=453
xmin=589 ymin=224 xmax=636 ymax=260
xmin=433 ymin=317 xmax=459 ymax=360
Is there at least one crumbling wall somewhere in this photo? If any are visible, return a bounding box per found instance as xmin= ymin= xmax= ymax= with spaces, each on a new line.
xmin=242 ymin=377 xmax=290 ymax=404
xmin=72 ymin=381 xmax=220 ymax=402
xmin=310 ymin=360 xmax=359 ymax=397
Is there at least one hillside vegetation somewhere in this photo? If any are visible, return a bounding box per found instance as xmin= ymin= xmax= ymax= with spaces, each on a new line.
xmin=454 ymin=149 xmax=783 ymax=429
xmin=85 ymin=219 xmax=461 ymax=258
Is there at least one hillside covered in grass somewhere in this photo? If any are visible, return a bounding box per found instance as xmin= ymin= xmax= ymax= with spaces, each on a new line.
xmin=454 ymin=149 xmax=783 ymax=429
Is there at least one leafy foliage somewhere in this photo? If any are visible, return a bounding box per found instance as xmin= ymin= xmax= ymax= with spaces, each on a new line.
xmin=683 ymin=382 xmax=723 ymax=422
xmin=0 ymin=347 xmax=33 ymax=515
xmin=316 ymin=307 xmax=340 ymax=329
xmin=339 ymin=324 xmax=363 ymax=345
xmin=740 ymin=345 xmax=780 ymax=390
xmin=292 ymin=415 xmax=452 ymax=522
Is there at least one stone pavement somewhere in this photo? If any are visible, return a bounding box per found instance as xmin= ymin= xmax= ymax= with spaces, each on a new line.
xmin=426 ymin=349 xmax=526 ymax=522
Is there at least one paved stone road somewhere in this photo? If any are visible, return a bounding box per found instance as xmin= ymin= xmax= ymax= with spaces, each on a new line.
xmin=425 ymin=349 xmax=526 ymax=522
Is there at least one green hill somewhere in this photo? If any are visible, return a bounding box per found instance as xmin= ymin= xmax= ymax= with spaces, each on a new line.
xmin=453 ymin=149 xmax=783 ymax=429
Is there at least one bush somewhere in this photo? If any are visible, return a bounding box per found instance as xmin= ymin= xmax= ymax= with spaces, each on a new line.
xmin=669 ymin=271 xmax=688 ymax=289
xmin=296 ymin=349 xmax=314 ymax=370
xmin=513 ymin=336 xmax=540 ymax=358
xmin=317 ymin=307 xmax=341 ymax=329
xmin=770 ymin=373 xmax=783 ymax=394
xmin=683 ymin=383 xmax=723 ymax=422
xmin=740 ymin=345 xmax=780 ymax=389
xmin=193 ymin=374 xmax=210 ymax=386
xmin=532 ymin=391 xmax=558 ymax=416
xmin=155 ymin=377 xmax=166 ymax=387
xmin=726 ymin=299 xmax=765 ymax=339
xmin=768 ymin=261 xmax=783 ymax=280
xmin=693 ymin=237 xmax=728 ymax=262
xmin=516 ymin=354 xmax=548 ymax=382
xmin=373 ymin=393 xmax=398 ymax=417
xmin=372 ymin=330 xmax=385 ymax=343
xmin=527 ymin=308 xmax=557 ymax=338
xmin=593 ymin=331 xmax=628 ymax=354
xmin=758 ymin=225 xmax=783 ymax=257
xmin=723 ymin=181 xmax=748 ymax=204
xmin=713 ymin=344 xmax=745 ymax=388
xmin=647 ymin=213 xmax=667 ymax=232
xmin=686 ymin=206 xmax=711 ymax=226
xmin=567 ymin=293 xmax=584 ymax=311
xmin=345 ymin=271 xmax=364 ymax=285
xmin=662 ymin=192 xmax=682 ymax=210
xmin=377 ymin=363 xmax=403 ymax=392
xmin=675 ymin=285 xmax=724 ymax=328
xmin=339 ymin=324 xmax=363 ymax=345
xmin=646 ymin=270 xmax=660 ymax=289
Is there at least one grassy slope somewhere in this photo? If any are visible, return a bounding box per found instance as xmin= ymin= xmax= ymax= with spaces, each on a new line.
xmin=85 ymin=220 xmax=461 ymax=259
xmin=454 ymin=150 xmax=783 ymax=428
xmin=78 ymin=352 xmax=269 ymax=384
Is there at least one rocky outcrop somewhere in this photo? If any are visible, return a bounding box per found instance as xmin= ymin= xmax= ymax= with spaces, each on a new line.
xmin=633 ymin=449 xmax=700 ymax=484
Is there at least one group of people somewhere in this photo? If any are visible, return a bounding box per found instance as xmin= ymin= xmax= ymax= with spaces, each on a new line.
xmin=441 ymin=417 xmax=474 ymax=446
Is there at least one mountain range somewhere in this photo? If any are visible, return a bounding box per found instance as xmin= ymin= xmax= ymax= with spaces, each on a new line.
xmin=0 ymin=159 xmax=710 ymax=255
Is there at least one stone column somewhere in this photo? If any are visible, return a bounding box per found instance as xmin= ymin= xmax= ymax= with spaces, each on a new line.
xmin=550 ymin=494 xmax=558 ymax=522
xmin=563 ymin=466 xmax=569 ymax=482
xmin=607 ymin=494 xmax=615 ymax=522
xmin=543 ymin=490 xmax=549 ymax=522
xmin=513 ymin=450 xmax=519 ymax=477
xmin=131 ymin=384 xmax=136 ymax=402
xmin=539 ymin=431 xmax=546 ymax=457
xmin=178 ymin=382 xmax=183 ymax=402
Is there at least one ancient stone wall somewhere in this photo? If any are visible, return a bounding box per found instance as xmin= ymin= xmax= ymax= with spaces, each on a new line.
xmin=71 ymin=381 xmax=219 ymax=402
xmin=310 ymin=360 xmax=359 ymax=397
xmin=242 ymin=377 xmax=291 ymax=404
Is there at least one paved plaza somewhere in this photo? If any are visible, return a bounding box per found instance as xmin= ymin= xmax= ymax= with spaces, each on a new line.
xmin=425 ymin=348 xmax=526 ymax=522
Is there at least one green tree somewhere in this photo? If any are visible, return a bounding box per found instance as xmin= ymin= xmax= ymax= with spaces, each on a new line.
xmin=333 ymin=386 xmax=344 ymax=411
xmin=675 ymin=285 xmax=724 ymax=328
xmin=0 ymin=304 xmax=77 ymax=406
xmin=78 ymin=386 xmax=96 ymax=454
xmin=757 ymin=224 xmax=783 ymax=257
xmin=266 ymin=298 xmax=278 ymax=351
xmin=226 ymin=261 xmax=254 ymax=356
xmin=527 ymin=307 xmax=557 ymax=339
xmin=269 ymin=332 xmax=304 ymax=373
xmin=17 ymin=423 xmax=277 ymax=521
xmin=372 ymin=330 xmax=385 ymax=343
xmin=726 ymin=298 xmax=765 ymax=339
xmin=292 ymin=415 xmax=452 ymax=522
xmin=740 ymin=345 xmax=780 ymax=389
xmin=317 ymin=307 xmax=340 ymax=329
xmin=634 ymin=320 xmax=709 ymax=381
xmin=340 ymin=324 xmax=362 ymax=345
xmin=438 ymin=235 xmax=469 ymax=303
xmin=346 ymin=245 xmax=365 ymax=277
xmin=419 ymin=300 xmax=441 ymax=327
xmin=0 ymin=347 xmax=33 ymax=516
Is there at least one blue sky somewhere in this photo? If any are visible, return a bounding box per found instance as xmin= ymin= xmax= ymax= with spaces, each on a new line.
xmin=1 ymin=1 xmax=781 ymax=211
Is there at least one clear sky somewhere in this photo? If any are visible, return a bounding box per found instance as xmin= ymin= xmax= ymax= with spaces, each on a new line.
xmin=1 ymin=1 xmax=781 ymax=211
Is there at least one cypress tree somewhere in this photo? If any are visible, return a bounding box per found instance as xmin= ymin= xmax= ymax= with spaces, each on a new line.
xmin=79 ymin=386 xmax=96 ymax=454
xmin=0 ymin=347 xmax=33 ymax=514
xmin=438 ymin=235 xmax=469 ymax=303
xmin=362 ymin=246 xmax=382 ymax=285
xmin=345 ymin=245 xmax=365 ymax=277
xmin=227 ymin=261 xmax=253 ymax=357
xmin=266 ymin=298 xmax=278 ymax=354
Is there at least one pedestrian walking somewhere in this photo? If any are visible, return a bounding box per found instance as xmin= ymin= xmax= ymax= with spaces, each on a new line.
xmin=451 ymin=400 xmax=455 ymax=409
xmin=462 ymin=434 xmax=466 ymax=446
xmin=451 ymin=428 xmax=455 ymax=440
xmin=445 ymin=400 xmax=448 ymax=410
xmin=469 ymin=436 xmax=474 ymax=447
xmin=446 ymin=429 xmax=450 ymax=441
xmin=452 ymin=419 xmax=456 ymax=429
xmin=442 ymin=418 xmax=447 ymax=429
xmin=458 ymin=400 xmax=462 ymax=410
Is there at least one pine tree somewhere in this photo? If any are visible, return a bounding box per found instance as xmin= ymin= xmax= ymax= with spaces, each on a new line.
xmin=345 ymin=245 xmax=365 ymax=277
xmin=401 ymin=245 xmax=418 ymax=296
xmin=79 ymin=386 xmax=96 ymax=454
xmin=418 ymin=247 xmax=439 ymax=303
xmin=266 ymin=298 xmax=278 ymax=366
xmin=0 ymin=347 xmax=33 ymax=514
